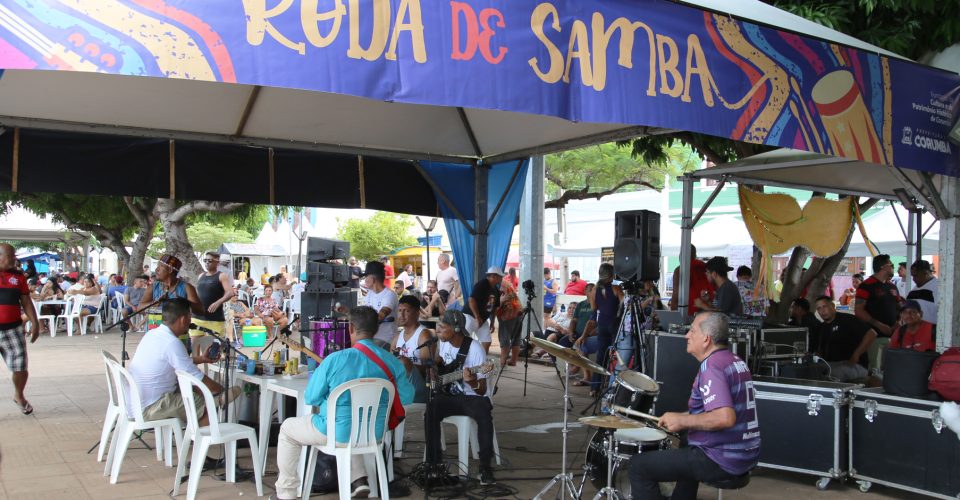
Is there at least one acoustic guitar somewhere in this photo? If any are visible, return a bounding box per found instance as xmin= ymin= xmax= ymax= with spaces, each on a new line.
xmin=276 ymin=335 xmax=325 ymax=366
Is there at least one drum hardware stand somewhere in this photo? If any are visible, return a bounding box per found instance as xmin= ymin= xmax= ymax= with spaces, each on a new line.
xmin=87 ymin=295 xmax=168 ymax=455
xmin=593 ymin=430 xmax=622 ymax=500
xmin=532 ymin=358 xmax=580 ymax=500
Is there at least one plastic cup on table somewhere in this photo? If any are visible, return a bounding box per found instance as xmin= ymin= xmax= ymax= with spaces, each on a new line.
xmin=245 ymin=359 xmax=256 ymax=375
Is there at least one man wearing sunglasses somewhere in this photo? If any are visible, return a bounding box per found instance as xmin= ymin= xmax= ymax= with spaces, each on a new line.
xmin=194 ymin=251 xmax=235 ymax=347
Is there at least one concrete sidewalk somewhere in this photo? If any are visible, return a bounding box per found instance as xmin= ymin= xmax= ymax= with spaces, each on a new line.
xmin=0 ymin=329 xmax=923 ymax=499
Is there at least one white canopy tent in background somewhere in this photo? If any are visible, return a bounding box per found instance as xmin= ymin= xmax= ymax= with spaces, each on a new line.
xmin=218 ymin=242 xmax=289 ymax=282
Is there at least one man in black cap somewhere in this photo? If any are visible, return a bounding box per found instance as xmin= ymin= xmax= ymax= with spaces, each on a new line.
xmin=361 ymin=260 xmax=398 ymax=348
xmin=695 ymin=257 xmax=743 ymax=316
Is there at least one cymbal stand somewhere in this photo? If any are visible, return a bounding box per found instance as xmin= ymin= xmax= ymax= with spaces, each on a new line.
xmin=532 ymin=359 xmax=579 ymax=500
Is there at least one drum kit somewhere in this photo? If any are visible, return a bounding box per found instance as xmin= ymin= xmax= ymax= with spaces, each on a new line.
xmin=530 ymin=338 xmax=674 ymax=500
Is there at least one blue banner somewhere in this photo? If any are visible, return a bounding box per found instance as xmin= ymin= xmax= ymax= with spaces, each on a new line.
xmin=0 ymin=0 xmax=957 ymax=175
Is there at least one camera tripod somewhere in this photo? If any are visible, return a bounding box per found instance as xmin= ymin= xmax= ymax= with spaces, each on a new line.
xmin=492 ymin=290 xmax=569 ymax=406
xmin=582 ymin=290 xmax=650 ymax=416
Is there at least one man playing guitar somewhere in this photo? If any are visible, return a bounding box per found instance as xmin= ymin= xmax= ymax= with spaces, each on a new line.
xmin=424 ymin=310 xmax=497 ymax=485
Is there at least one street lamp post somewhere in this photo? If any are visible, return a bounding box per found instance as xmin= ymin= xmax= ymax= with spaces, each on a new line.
xmin=416 ymin=216 xmax=438 ymax=282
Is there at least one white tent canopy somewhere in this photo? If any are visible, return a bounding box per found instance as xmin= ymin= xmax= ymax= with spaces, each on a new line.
xmin=849 ymin=204 xmax=939 ymax=257
xmin=0 ymin=206 xmax=89 ymax=243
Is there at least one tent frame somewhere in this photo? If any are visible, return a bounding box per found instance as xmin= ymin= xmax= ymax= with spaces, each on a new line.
xmin=676 ymin=154 xmax=957 ymax=348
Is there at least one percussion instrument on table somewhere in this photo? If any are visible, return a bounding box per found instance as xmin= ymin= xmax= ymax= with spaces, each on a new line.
xmin=607 ymin=370 xmax=659 ymax=418
xmin=309 ymin=318 xmax=351 ymax=359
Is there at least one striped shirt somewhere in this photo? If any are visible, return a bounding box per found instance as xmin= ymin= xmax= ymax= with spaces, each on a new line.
xmin=0 ymin=269 xmax=29 ymax=329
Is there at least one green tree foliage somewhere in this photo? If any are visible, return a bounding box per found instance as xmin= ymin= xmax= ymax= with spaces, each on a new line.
xmin=189 ymin=204 xmax=271 ymax=238
xmin=336 ymin=213 xmax=417 ymax=262
xmin=545 ymin=141 xmax=701 ymax=209
xmin=771 ymin=0 xmax=960 ymax=60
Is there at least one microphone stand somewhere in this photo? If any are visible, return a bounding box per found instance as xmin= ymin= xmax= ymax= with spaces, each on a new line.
xmin=201 ymin=328 xmax=255 ymax=483
xmin=102 ymin=295 xmax=168 ymax=364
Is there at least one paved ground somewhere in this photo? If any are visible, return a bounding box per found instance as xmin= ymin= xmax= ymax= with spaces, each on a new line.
xmin=0 ymin=327 xmax=927 ymax=499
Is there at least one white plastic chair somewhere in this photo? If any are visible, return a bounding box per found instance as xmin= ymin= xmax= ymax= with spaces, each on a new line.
xmin=32 ymin=299 xmax=57 ymax=337
xmin=236 ymin=289 xmax=250 ymax=306
xmin=440 ymin=415 xmax=501 ymax=475
xmin=110 ymin=291 xmax=125 ymax=325
xmin=302 ymin=378 xmax=394 ymax=500
xmin=287 ymin=293 xmax=301 ymax=325
xmin=82 ymin=294 xmax=106 ymax=334
xmin=172 ymin=370 xmax=263 ymax=500
xmin=97 ymin=351 xmax=122 ymax=462
xmin=436 ymin=378 xmax=502 ymax=476
xmin=57 ymin=295 xmax=85 ymax=336
xmin=103 ymin=358 xmax=184 ymax=484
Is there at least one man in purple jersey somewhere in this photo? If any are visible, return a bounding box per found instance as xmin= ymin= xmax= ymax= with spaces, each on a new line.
xmin=628 ymin=312 xmax=760 ymax=499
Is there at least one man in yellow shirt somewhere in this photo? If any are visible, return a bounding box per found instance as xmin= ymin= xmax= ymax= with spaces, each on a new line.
xmin=260 ymin=267 xmax=271 ymax=286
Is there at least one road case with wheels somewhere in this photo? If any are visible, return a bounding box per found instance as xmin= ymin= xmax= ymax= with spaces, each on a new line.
xmin=753 ymin=377 xmax=858 ymax=490
xmin=849 ymin=387 xmax=960 ymax=499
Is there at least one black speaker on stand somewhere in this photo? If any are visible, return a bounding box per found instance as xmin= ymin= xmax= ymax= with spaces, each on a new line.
xmin=613 ymin=209 xmax=661 ymax=281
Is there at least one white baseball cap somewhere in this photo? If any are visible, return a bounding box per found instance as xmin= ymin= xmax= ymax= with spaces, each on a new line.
xmin=486 ymin=266 xmax=505 ymax=276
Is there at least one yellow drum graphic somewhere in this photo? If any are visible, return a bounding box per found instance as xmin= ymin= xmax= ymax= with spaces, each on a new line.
xmin=811 ymin=70 xmax=885 ymax=164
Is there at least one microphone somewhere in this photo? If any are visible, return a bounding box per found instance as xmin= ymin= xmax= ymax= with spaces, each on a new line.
xmin=416 ymin=337 xmax=439 ymax=350
xmin=189 ymin=323 xmax=217 ymax=335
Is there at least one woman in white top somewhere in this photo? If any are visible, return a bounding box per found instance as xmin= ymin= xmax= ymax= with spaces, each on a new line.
xmin=395 ymin=295 xmax=432 ymax=403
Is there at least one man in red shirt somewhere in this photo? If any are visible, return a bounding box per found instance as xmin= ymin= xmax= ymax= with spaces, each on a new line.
xmin=381 ymin=256 xmax=395 ymax=290
xmin=564 ymin=270 xmax=587 ymax=296
xmin=668 ymin=246 xmax=715 ymax=316
xmin=0 ymin=243 xmax=40 ymax=415
xmin=889 ymin=300 xmax=936 ymax=352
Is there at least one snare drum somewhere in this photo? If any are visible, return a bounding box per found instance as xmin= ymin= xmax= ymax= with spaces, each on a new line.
xmin=611 ymin=370 xmax=660 ymax=416
xmin=613 ymin=427 xmax=670 ymax=457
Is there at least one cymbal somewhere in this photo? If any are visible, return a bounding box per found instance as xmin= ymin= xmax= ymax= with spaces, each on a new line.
xmin=579 ymin=415 xmax=645 ymax=429
xmin=530 ymin=337 xmax=609 ymax=375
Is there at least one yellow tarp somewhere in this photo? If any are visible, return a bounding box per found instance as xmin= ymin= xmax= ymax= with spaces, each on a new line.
xmin=738 ymin=186 xmax=875 ymax=298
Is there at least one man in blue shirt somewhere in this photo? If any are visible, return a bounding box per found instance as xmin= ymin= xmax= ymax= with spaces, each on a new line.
xmin=272 ymin=306 xmax=415 ymax=499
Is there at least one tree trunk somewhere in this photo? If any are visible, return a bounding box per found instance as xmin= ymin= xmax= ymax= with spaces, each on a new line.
xmin=768 ymin=197 xmax=879 ymax=322
xmin=155 ymin=198 xmax=245 ymax=284
xmin=156 ymin=199 xmax=202 ymax=282
xmin=123 ymin=197 xmax=159 ymax=280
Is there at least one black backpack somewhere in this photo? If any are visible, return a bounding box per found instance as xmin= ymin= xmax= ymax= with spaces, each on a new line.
xmin=310 ymin=451 xmax=339 ymax=494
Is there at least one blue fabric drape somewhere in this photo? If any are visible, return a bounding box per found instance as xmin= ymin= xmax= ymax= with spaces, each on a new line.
xmin=486 ymin=160 xmax=527 ymax=271
xmin=419 ymin=159 xmax=529 ymax=293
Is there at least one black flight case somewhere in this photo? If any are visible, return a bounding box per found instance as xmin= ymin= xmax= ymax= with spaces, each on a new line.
xmin=848 ymin=387 xmax=960 ymax=498
xmin=753 ymin=376 xmax=859 ymax=490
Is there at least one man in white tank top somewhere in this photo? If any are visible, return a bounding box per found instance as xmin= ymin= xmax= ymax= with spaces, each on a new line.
xmin=395 ymin=295 xmax=433 ymax=403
